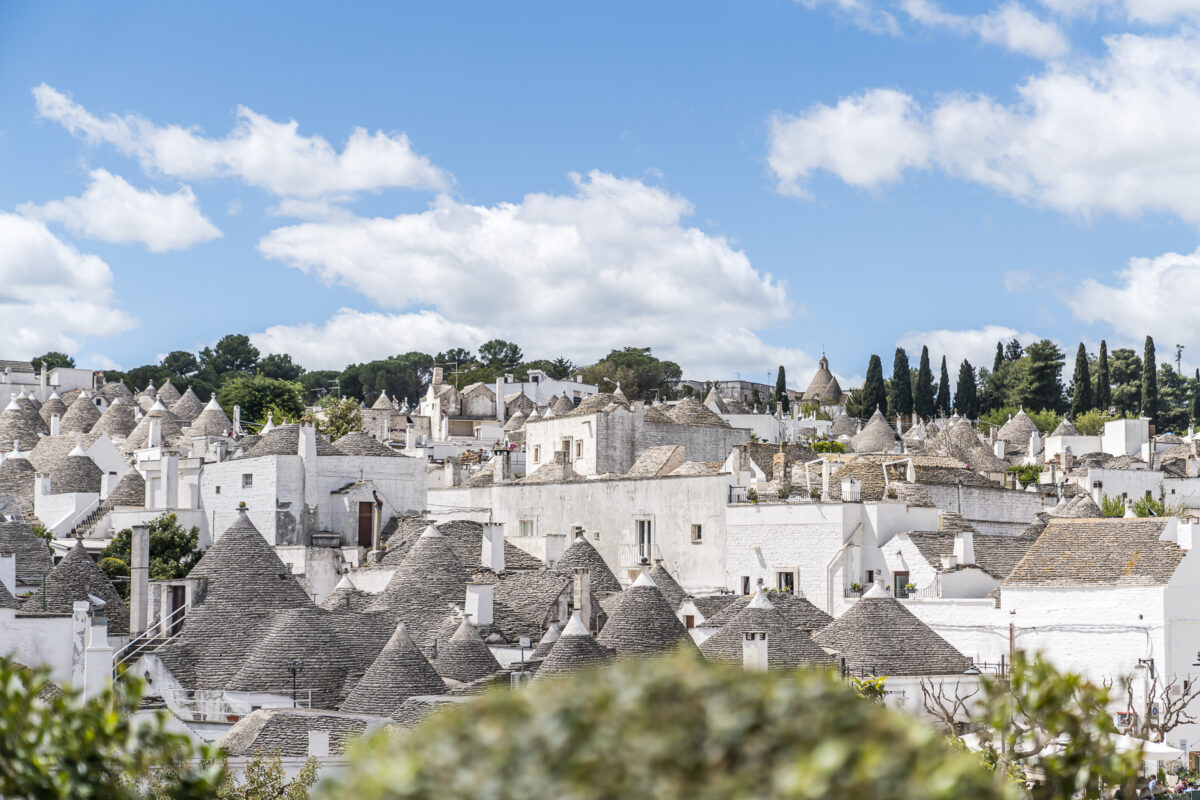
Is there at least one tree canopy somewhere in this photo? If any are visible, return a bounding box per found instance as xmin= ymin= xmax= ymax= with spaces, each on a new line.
xmin=860 ymin=355 xmax=887 ymax=419
xmin=914 ymin=346 xmax=935 ymax=419
xmin=30 ymin=351 xmax=75 ymax=373
xmin=889 ymin=348 xmax=913 ymax=420
xmin=100 ymin=513 xmax=203 ymax=598
xmin=579 ymin=347 xmax=682 ymax=401
xmin=217 ymin=375 xmax=305 ymax=426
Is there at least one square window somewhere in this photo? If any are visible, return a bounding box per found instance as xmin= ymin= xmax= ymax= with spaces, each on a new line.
xmin=593 ymin=530 xmax=601 ymax=542
xmin=776 ymin=571 xmax=795 ymax=594
xmin=215 ymin=486 xmax=221 ymax=494
xmin=241 ymin=474 xmax=253 ymax=489
xmin=690 ymin=524 xmax=703 ymax=543
xmin=741 ymin=576 xmax=751 ymax=595
xmin=636 ymin=519 xmax=653 ymax=563
xmin=519 ymin=519 xmax=535 ymax=537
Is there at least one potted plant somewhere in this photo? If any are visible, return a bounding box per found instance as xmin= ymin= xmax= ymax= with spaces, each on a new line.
xmin=849 ymin=582 xmax=862 ymax=595
xmin=747 ymin=488 xmax=758 ymax=504
xmin=904 ymin=582 xmax=917 ymax=597
xmin=777 ymin=487 xmax=790 ymax=500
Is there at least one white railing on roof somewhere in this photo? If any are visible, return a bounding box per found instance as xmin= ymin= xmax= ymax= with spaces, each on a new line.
xmin=162 ymin=689 xmax=314 ymax=723
xmin=112 ymin=603 xmax=189 ymax=675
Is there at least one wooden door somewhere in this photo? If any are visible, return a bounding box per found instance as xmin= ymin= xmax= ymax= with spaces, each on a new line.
xmin=169 ymin=585 xmax=187 ymax=636
xmin=358 ymin=502 xmax=374 ymax=547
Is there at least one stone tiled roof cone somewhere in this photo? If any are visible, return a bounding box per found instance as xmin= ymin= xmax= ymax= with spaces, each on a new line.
xmin=648 ymin=562 xmax=687 ymax=610
xmin=554 ymin=535 xmax=622 ymax=594
xmin=91 ymin=398 xmax=137 ymax=439
xmin=813 ymin=582 xmax=972 ymax=676
xmin=38 ymin=392 xmax=67 ymax=427
xmin=59 ymin=391 xmax=101 ymax=434
xmin=156 ymin=380 xmax=182 ymax=406
xmin=430 ymin=617 xmax=501 ymax=683
xmin=108 ymin=469 xmax=146 ymax=507
xmin=367 ymin=524 xmax=468 ymax=645
xmin=0 ymin=399 xmax=40 ymax=451
xmin=0 ymin=450 xmax=36 ymax=516
xmin=851 ymin=408 xmax=901 ymax=453
xmin=21 ymin=540 xmax=130 ymax=634
xmin=189 ymin=396 xmax=233 ymax=435
xmin=596 ymin=571 xmax=698 ymax=657
xmin=802 ymin=355 xmax=842 ymax=403
xmin=49 ymin=440 xmax=103 ymax=494
xmin=340 ymin=623 xmax=447 ymax=716
xmin=699 ymin=590 xmax=835 ymax=668
xmin=169 ymin=387 xmax=206 ymax=423
xmin=0 ymin=520 xmax=54 ymax=584
xmin=534 ymin=613 xmax=614 ymax=680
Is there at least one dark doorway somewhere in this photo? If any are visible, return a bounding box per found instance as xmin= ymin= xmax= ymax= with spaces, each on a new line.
xmin=358 ymin=502 xmax=373 ymax=547
xmin=169 ymin=585 xmax=187 ymax=636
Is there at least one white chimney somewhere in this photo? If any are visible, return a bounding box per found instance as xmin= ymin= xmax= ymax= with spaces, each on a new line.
xmin=573 ymin=568 xmax=592 ymax=628
xmin=130 ymin=524 xmax=150 ymax=635
xmin=953 ymin=528 xmax=975 ymax=566
xmin=841 ymin=479 xmax=861 ymax=502
xmin=1189 ymin=457 xmax=1199 ymax=479
xmin=232 ymin=404 xmax=242 ymax=435
xmin=940 ymin=554 xmax=959 ymax=570
xmin=307 ymin=730 xmax=330 ymax=758
xmin=993 ymin=439 xmax=1006 ymax=458
xmin=0 ymin=553 xmax=15 ymax=596
xmin=432 ymin=366 xmax=444 ymax=386
xmin=50 ymin=413 xmax=61 ymax=437
xmin=148 ymin=415 xmax=162 ymax=448
xmin=821 ymin=459 xmax=831 ymax=501
xmin=405 ymin=420 xmax=416 ymax=453
xmin=83 ymin=613 xmax=114 ymax=700
xmin=482 ymin=522 xmax=505 ymax=572
xmin=1029 ymin=431 xmax=1039 ymax=458
xmin=496 ymin=377 xmax=506 ymax=423
xmin=465 ymin=583 xmax=494 ymax=626
xmin=100 ymin=471 xmax=118 ymax=501
xmin=742 ymin=631 xmax=768 ymax=672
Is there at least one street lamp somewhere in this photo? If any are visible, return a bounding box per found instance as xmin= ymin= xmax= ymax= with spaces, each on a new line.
xmin=1138 ymin=657 xmax=1156 ymax=681
xmin=285 ymin=658 xmax=305 ymax=708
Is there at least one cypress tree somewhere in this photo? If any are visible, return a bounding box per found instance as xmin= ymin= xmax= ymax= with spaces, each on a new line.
xmin=1142 ymin=336 xmax=1158 ymax=424
xmin=956 ymin=359 xmax=979 ymax=418
xmin=1192 ymin=369 xmax=1200 ymax=425
xmin=1095 ymin=340 xmax=1111 ymax=412
xmin=775 ymin=365 xmax=789 ymax=415
xmin=1071 ymin=343 xmax=1093 ymax=417
xmin=914 ymin=346 xmax=935 ymax=419
xmin=889 ymin=348 xmax=913 ymax=421
xmin=861 ymin=355 xmax=887 ymax=420
xmin=992 ymin=341 xmax=1004 ymax=373
xmin=936 ymin=356 xmax=951 ymax=417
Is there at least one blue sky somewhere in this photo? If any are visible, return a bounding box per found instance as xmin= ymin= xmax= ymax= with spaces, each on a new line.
xmin=3 ymin=1 xmax=1200 ymax=386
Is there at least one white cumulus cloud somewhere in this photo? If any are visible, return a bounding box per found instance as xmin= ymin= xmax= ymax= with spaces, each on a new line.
xmin=33 ymin=84 xmax=451 ymax=200
xmin=768 ymin=31 xmax=1200 ymax=226
xmin=19 ymin=169 xmax=221 ymax=252
xmin=1039 ymin=0 xmax=1200 ymax=23
xmin=897 ymin=324 xmax=1044 ymax=374
xmin=252 ymin=170 xmax=816 ymax=377
xmin=1068 ymin=247 xmax=1200 ymax=348
xmin=0 ymin=212 xmax=135 ymax=357
xmin=904 ymin=0 xmax=1069 ymax=59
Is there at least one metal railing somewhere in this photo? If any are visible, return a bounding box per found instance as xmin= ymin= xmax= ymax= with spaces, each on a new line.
xmin=113 ymin=603 xmax=189 ymax=675
xmin=161 ymin=689 xmax=314 ymax=723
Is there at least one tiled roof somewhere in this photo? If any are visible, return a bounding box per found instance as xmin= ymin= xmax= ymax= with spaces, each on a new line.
xmin=533 ymin=614 xmax=614 ymax=679
xmin=333 ymin=431 xmax=400 ymax=457
xmin=701 ymin=590 xmax=832 ymax=633
xmin=551 ymin=395 xmax=576 ymax=416
xmin=0 ymin=576 xmax=20 ymax=609
xmin=596 ymin=573 xmax=697 ymax=657
xmin=168 ymin=388 xmax=205 ymax=423
xmin=648 ymin=562 xmax=687 ymax=610
xmin=830 ymin=413 xmax=858 ymax=437
xmin=813 ymin=587 xmax=972 ymax=676
xmin=107 ymin=469 xmax=144 ymax=507
xmin=320 ymin=576 xmax=373 ymax=612
xmin=187 ymin=397 xmax=233 ymax=436
xmin=553 ymin=536 xmax=622 ymax=594
xmin=664 ymin=397 xmax=731 ymax=428
xmin=0 ymin=402 xmax=40 ymax=451
xmin=699 ymin=591 xmax=835 ymax=668
xmin=997 ymin=409 xmax=1039 ymax=455
xmin=15 ymin=395 xmax=47 ymax=436
xmin=60 ymin=393 xmax=101 ymax=434
xmin=38 ymin=394 xmax=68 ymax=427
xmin=923 ymin=418 xmax=1008 ymax=473
xmin=156 ymin=380 xmax=182 ymax=407
xmin=430 ymin=617 xmax=501 ymax=683
xmin=97 ymin=382 xmax=134 ymax=405
xmin=380 ymin=519 xmax=544 ymax=571
xmin=121 ymin=406 xmax=186 ymax=453
xmin=905 ymin=531 xmax=1039 ymax=580
xmin=217 ymin=707 xmax=391 ymax=757
xmin=237 ymin=424 xmax=342 ymax=459
xmin=340 ymin=623 xmax=447 ymax=717
xmin=0 ymin=360 xmax=34 ymax=373
xmin=491 ymin=569 xmax=572 ymax=643
xmin=802 ymin=356 xmax=837 ymax=402
xmin=367 ymin=525 xmax=468 ymax=645
xmin=1051 ymin=418 xmax=1079 ymax=436
xmin=688 ymin=593 xmax=741 ymax=620
xmin=49 ymin=448 xmax=102 ymax=495
xmin=91 ymin=399 xmax=137 ymax=439
xmin=0 ymin=455 xmax=36 ymax=517
xmin=531 ymin=623 xmax=560 ymax=658
xmin=502 ymin=411 xmax=527 ymax=432
xmin=20 ymin=541 xmax=129 ymax=634
xmin=743 ymin=442 xmax=817 ymax=480
xmin=0 ymin=520 xmax=53 ymax=583
xmin=851 ymin=409 xmax=900 ymax=453
xmin=1004 ymin=518 xmax=1182 ymax=587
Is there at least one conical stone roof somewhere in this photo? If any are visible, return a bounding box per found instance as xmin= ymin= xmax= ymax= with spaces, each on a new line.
xmin=156 ymin=380 xmax=182 ymax=406
xmin=334 ymin=431 xmax=398 ymax=457
xmin=49 ymin=442 xmax=102 ymax=495
xmin=169 ymin=387 xmax=205 ymax=423
xmin=554 ymin=535 xmax=622 ymax=594
xmin=851 ymin=408 xmax=900 ymax=453
xmin=371 ymin=392 xmax=392 ymax=411
xmin=188 ymin=396 xmax=233 ymax=435
xmin=702 ymin=590 xmax=834 ymax=633
xmin=596 ymin=572 xmax=697 ymax=657
xmin=367 ymin=525 xmax=468 ymax=645
xmin=534 ymin=613 xmax=614 ymax=680
xmin=666 ymin=397 xmax=730 ymax=428
xmin=803 ymin=355 xmax=837 ymax=402
xmin=15 ymin=394 xmax=47 ymax=436
xmin=108 ymin=469 xmax=146 ymax=507
xmin=551 ymin=395 xmax=575 ymax=416
xmin=0 ymin=400 xmax=40 ymax=451
xmin=503 ymin=411 xmax=527 ymax=432
xmin=320 ymin=575 xmax=372 ymax=612
xmin=699 ymin=590 xmax=835 ymax=668
xmin=0 ymin=520 xmax=53 ymax=583
xmin=702 ymin=386 xmax=730 ymax=414
xmin=38 ymin=393 xmax=68 ymax=427
xmin=830 ymin=412 xmax=857 ymax=437
xmin=532 ymin=622 xmax=560 ymax=658
xmin=431 ymin=617 xmax=501 ymax=683
xmin=1051 ymin=417 xmax=1079 ymax=437
xmin=60 ymin=392 xmax=101 ymax=434
xmin=121 ymin=403 xmax=185 ymax=452
xmin=97 ymin=381 xmax=134 ymax=405
xmin=91 ymin=398 xmax=137 ymax=439
xmin=340 ymin=623 xmax=447 ymax=716
xmin=0 ymin=575 xmax=20 ymax=609
xmin=227 ymin=607 xmax=360 ymax=710
xmin=813 ymin=585 xmax=972 ymax=676
xmin=998 ymin=409 xmax=1039 ymax=452
xmin=649 ymin=562 xmax=687 ymax=610
xmin=0 ymin=451 xmax=36 ymax=515
xmin=21 ymin=540 xmax=129 ymax=634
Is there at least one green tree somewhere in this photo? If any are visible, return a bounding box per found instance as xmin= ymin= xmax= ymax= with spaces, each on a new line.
xmin=217 ymin=375 xmax=305 ymax=426
xmin=477 ymin=340 xmax=524 ymax=372
xmin=31 ymin=351 xmax=76 ymax=373
xmin=992 ymin=341 xmax=1004 ymax=373
xmin=1073 ymin=409 xmax=1116 ymax=436
xmin=161 ymin=350 xmax=201 ymax=377
xmin=1070 ymin=343 xmax=1093 ymax=417
xmin=200 ymin=334 xmax=260 ymax=377
xmin=548 ymin=356 xmax=575 ymax=380
xmin=126 ymin=364 xmax=173 ymax=392
xmin=936 ymin=356 xmax=951 ymax=417
xmin=775 ymin=365 xmax=790 ymax=415
xmin=1100 ymin=494 xmax=1126 ymax=517
xmin=1095 ymin=340 xmax=1111 ymax=412
xmin=1192 ymin=369 xmax=1200 ymax=424
xmin=955 ymin=359 xmax=979 ymax=418
xmin=890 ymin=348 xmax=913 ymax=420
xmin=209 ymin=751 xmax=318 ymax=800
xmin=579 ymin=347 xmax=683 ymax=402
xmin=1109 ymin=348 xmax=1143 ymax=417
xmin=0 ymin=657 xmax=224 ymax=799
xmin=914 ymin=346 xmax=935 ymax=419
xmin=323 ymin=653 xmax=1016 ymax=800
xmin=299 ymin=370 xmax=342 ymax=403
xmin=1142 ymin=336 xmax=1158 ymax=426
xmin=100 ymin=513 xmax=203 ymax=598
xmin=316 ymin=396 xmax=364 ymax=440
xmin=973 ymin=651 xmax=1141 ymax=800
xmin=339 ymin=352 xmax=435 ymax=406
xmin=1018 ymin=339 xmax=1066 ymax=412
xmin=1156 ymin=362 xmax=1195 ymax=433
xmin=258 ymin=353 xmax=305 ymax=382
xmin=860 ymin=355 xmax=887 ymax=419
xmin=1004 ymin=338 xmax=1024 ymax=362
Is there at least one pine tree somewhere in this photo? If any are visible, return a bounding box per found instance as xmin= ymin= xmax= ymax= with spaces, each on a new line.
xmin=861 ymin=355 xmax=887 ymax=420
xmin=1070 ymin=343 xmax=1093 ymax=417
xmin=936 ymin=356 xmax=951 ymax=417
xmin=889 ymin=348 xmax=913 ymax=421
xmin=775 ymin=366 xmax=790 ymax=415
xmin=1095 ymin=340 xmax=1111 ymax=412
xmin=956 ymin=359 xmax=979 ymax=418
xmin=993 ymin=342 xmax=1004 ymax=373
xmin=914 ymin=346 xmax=935 ymax=419
xmin=1142 ymin=336 xmax=1158 ymax=425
